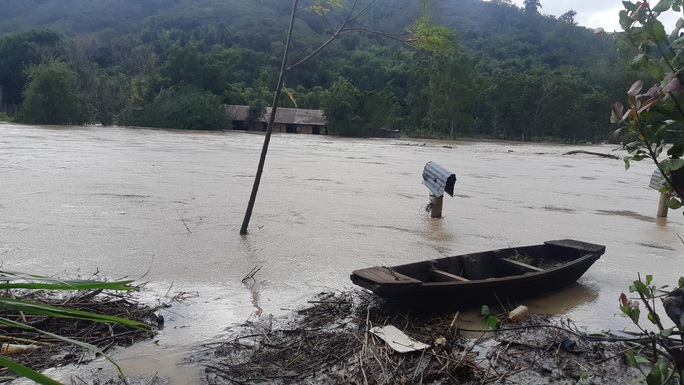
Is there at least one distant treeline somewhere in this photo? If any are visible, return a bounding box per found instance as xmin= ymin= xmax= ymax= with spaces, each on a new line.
xmin=0 ymin=0 xmax=644 ymax=141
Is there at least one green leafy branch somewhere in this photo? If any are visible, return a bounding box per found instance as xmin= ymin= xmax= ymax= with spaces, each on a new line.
xmin=612 ymin=0 xmax=684 ymax=211
xmin=619 ymin=275 xmax=684 ymax=385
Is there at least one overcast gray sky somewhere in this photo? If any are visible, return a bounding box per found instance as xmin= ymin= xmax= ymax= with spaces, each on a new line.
xmin=510 ymin=0 xmax=681 ymax=32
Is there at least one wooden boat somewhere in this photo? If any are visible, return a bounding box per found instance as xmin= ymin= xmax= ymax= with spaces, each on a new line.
xmin=350 ymin=239 xmax=605 ymax=308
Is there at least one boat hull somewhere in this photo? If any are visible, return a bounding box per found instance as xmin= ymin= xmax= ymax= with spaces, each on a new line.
xmin=350 ymin=239 xmax=605 ymax=308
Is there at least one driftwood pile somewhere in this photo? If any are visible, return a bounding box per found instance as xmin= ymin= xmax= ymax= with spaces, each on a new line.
xmin=0 ymin=289 xmax=161 ymax=379
xmin=197 ymin=291 xmax=480 ymax=384
xmin=195 ymin=291 xmax=638 ymax=385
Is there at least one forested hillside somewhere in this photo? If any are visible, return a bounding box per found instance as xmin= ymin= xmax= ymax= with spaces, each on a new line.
xmin=0 ymin=0 xmax=635 ymax=142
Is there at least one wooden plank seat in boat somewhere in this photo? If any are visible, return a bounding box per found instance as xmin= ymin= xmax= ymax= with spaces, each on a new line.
xmin=500 ymin=258 xmax=545 ymax=273
xmin=353 ymin=267 xmax=422 ymax=285
xmin=430 ymin=268 xmax=470 ymax=282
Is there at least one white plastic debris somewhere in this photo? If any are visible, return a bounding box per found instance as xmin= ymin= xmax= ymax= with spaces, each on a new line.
xmin=508 ymin=305 xmax=529 ymax=322
xmin=370 ymin=325 xmax=430 ymax=353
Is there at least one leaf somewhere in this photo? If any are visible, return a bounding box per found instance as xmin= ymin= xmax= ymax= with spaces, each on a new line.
xmin=407 ymin=15 xmax=458 ymax=54
xmin=623 ymin=1 xmax=641 ymax=12
xmin=671 ymin=18 xmax=684 ymax=38
xmin=679 ymin=277 xmax=684 ymax=287
xmin=485 ymin=314 xmax=501 ymax=329
xmin=646 ymin=359 xmax=671 ymax=385
xmin=645 ymin=274 xmax=653 ymax=285
xmin=658 ymin=158 xmax=684 ymax=171
xmin=652 ymin=0 xmax=675 ymax=13
xmin=619 ymin=292 xmax=629 ymax=307
xmin=611 ymin=102 xmax=625 ymax=123
xmin=660 ymin=327 xmax=673 ymax=337
xmin=620 ymin=10 xmax=635 ymax=30
xmin=626 ymin=350 xmax=650 ymax=368
xmin=650 ymin=19 xmax=668 ymax=42
xmin=629 ymin=308 xmax=641 ymax=324
xmin=667 ymin=197 xmax=682 ymax=209
xmin=646 ymin=61 xmax=666 ymax=79
xmin=0 ymin=356 xmax=62 ymax=385
xmin=0 ymin=271 xmax=137 ymax=291
xmin=481 ymin=305 xmax=492 ymax=316
xmin=631 ymin=279 xmax=651 ymax=296
xmin=306 ymin=0 xmax=342 ymax=15
xmin=667 ymin=143 xmax=684 ymax=158
xmin=628 ymin=80 xmax=644 ymax=101
xmin=0 ymin=298 xmax=149 ymax=330
xmin=622 ymin=0 xmax=639 ymax=12
xmin=0 ymin=316 xmax=125 ymax=378
xmin=647 ymin=311 xmax=660 ymax=325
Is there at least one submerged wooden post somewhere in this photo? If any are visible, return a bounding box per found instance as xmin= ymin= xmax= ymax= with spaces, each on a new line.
xmin=650 ymin=169 xmax=670 ymax=218
xmin=430 ymin=194 xmax=444 ymax=218
xmin=422 ymin=162 xmax=456 ymax=219
xmin=657 ymin=193 xmax=669 ymax=217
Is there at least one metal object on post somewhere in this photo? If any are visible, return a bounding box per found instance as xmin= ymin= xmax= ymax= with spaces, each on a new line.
xmin=422 ymin=162 xmax=456 ymax=218
xmin=649 ymin=168 xmax=666 ymax=191
xmin=422 ymin=161 xmax=456 ymax=198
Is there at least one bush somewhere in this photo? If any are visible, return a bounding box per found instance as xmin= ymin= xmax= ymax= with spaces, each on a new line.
xmin=121 ymin=86 xmax=230 ymax=130
xmin=14 ymin=59 xmax=84 ymax=125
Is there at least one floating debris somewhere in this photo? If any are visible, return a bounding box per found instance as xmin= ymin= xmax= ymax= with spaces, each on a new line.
xmin=193 ymin=291 xmax=641 ymax=385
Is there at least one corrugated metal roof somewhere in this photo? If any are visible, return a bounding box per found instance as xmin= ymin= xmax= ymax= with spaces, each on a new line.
xmin=422 ymin=161 xmax=456 ymax=197
xmin=226 ymin=105 xmax=249 ymax=121
xmin=650 ymin=168 xmax=665 ymax=190
xmin=265 ymin=107 xmax=326 ymax=125
xmin=227 ymin=105 xmax=326 ymax=126
xmin=269 ymin=107 xmax=297 ymax=124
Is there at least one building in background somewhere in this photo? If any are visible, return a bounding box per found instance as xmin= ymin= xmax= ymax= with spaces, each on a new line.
xmin=227 ymin=105 xmax=327 ymax=135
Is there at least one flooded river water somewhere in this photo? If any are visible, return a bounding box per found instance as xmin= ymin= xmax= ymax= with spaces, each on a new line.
xmin=2 ymin=123 xmax=683 ymax=383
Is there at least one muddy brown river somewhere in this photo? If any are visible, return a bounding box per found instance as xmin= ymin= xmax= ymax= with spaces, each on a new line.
xmin=2 ymin=122 xmax=682 ymax=383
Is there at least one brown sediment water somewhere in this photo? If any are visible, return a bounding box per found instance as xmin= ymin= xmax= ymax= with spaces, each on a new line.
xmin=2 ymin=123 xmax=682 ymax=383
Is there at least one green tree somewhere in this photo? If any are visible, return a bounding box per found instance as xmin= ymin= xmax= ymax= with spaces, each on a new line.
xmin=421 ymin=50 xmax=482 ymax=138
xmin=527 ymin=73 xmax=573 ymax=141
xmin=159 ymin=42 xmax=236 ymax=95
xmin=322 ymin=77 xmax=360 ymax=135
xmin=358 ymin=90 xmax=399 ymax=132
xmin=90 ymin=71 xmax=131 ymax=126
xmin=15 ymin=58 xmax=83 ymax=125
xmin=563 ymin=85 xmax=610 ymax=144
xmin=483 ymin=69 xmax=536 ymax=140
xmin=121 ymin=86 xmax=229 ymax=130
xmin=559 ymin=10 xmax=577 ymax=25
xmin=523 ymin=0 xmax=541 ymax=14
xmin=290 ymin=85 xmax=327 ymax=109
xmin=0 ymin=30 xmax=62 ymax=106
